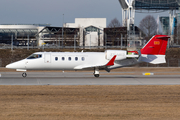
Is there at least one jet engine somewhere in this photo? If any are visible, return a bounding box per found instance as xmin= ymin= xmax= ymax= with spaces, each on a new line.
xmin=105 ymin=50 xmax=126 ymax=60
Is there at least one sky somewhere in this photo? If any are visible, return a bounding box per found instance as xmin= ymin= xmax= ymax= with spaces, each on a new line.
xmin=0 ymin=0 xmax=169 ymax=27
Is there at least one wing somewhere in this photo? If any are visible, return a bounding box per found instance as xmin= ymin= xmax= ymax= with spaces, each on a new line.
xmin=74 ymin=55 xmax=117 ymax=69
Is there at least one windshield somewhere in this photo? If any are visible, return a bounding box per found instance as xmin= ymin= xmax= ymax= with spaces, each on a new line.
xmin=27 ymin=54 xmax=42 ymax=59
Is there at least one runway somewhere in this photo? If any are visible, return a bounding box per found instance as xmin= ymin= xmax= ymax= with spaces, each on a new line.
xmin=0 ymin=71 xmax=180 ymax=85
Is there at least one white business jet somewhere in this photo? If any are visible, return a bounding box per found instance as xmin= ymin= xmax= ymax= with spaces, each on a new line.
xmin=6 ymin=35 xmax=169 ymax=77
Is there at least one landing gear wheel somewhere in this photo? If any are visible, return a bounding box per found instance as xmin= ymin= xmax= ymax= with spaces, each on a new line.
xmin=94 ymin=67 xmax=100 ymax=78
xmin=22 ymin=72 xmax=27 ymax=77
xmin=94 ymin=74 xmax=99 ymax=78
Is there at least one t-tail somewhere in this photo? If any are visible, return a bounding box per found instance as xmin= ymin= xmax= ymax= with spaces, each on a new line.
xmin=138 ymin=35 xmax=170 ymax=64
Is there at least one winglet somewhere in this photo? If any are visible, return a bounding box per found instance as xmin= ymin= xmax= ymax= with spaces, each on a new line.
xmin=106 ymin=55 xmax=117 ymax=66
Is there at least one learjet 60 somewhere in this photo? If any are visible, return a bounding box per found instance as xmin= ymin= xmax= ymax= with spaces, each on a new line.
xmin=6 ymin=35 xmax=170 ymax=77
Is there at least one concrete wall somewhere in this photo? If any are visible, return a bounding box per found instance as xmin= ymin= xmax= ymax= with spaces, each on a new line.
xmin=0 ymin=25 xmax=38 ymax=29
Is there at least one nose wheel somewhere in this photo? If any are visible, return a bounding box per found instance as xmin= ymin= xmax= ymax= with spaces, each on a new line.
xmin=22 ymin=72 xmax=27 ymax=77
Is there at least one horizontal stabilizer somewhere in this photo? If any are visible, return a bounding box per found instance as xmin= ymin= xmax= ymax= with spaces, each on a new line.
xmin=138 ymin=55 xmax=166 ymax=64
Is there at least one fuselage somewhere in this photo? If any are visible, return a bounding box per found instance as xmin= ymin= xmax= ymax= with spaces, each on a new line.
xmin=6 ymin=52 xmax=109 ymax=70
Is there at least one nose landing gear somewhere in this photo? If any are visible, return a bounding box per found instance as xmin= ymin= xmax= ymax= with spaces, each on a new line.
xmin=22 ymin=72 xmax=27 ymax=77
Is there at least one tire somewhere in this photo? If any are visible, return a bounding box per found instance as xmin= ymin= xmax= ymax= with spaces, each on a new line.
xmin=22 ymin=72 xmax=27 ymax=77
xmin=94 ymin=74 xmax=99 ymax=78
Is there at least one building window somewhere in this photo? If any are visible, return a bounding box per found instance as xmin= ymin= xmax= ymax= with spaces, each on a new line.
xmin=75 ymin=57 xmax=78 ymax=61
xmin=82 ymin=57 xmax=85 ymax=61
xmin=85 ymin=26 xmax=99 ymax=32
xmin=62 ymin=57 xmax=65 ymax=61
xmin=68 ymin=57 xmax=71 ymax=61
xmin=55 ymin=57 xmax=58 ymax=61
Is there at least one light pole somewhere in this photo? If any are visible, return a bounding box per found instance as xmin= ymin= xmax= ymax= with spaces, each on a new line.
xmin=99 ymin=27 xmax=104 ymax=48
xmin=42 ymin=34 xmax=44 ymax=51
xmin=121 ymin=34 xmax=123 ymax=49
xmin=74 ymin=35 xmax=76 ymax=51
xmin=89 ymin=34 xmax=91 ymax=49
xmin=27 ymin=35 xmax=29 ymax=50
xmin=85 ymin=32 xmax=91 ymax=49
xmin=11 ymin=35 xmax=13 ymax=51
xmin=62 ymin=14 xmax=64 ymax=48
xmin=58 ymin=35 xmax=60 ymax=48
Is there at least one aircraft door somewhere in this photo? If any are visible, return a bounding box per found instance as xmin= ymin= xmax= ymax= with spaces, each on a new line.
xmin=44 ymin=53 xmax=51 ymax=63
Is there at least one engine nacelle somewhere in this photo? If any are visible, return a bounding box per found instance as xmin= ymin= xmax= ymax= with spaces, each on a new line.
xmin=105 ymin=50 xmax=127 ymax=60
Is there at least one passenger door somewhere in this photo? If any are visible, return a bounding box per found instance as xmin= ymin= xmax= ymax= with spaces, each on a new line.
xmin=44 ymin=53 xmax=51 ymax=63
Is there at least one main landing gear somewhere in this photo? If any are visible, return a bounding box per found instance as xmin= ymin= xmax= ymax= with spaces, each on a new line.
xmin=94 ymin=74 xmax=99 ymax=77
xmin=22 ymin=72 xmax=27 ymax=77
xmin=94 ymin=67 xmax=100 ymax=78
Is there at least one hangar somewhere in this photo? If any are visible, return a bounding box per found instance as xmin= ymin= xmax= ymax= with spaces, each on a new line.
xmin=0 ymin=24 xmax=49 ymax=46
xmin=0 ymin=18 xmax=107 ymax=48
xmin=0 ymin=24 xmax=79 ymax=48
xmin=0 ymin=18 xmax=142 ymax=49
xmin=38 ymin=27 xmax=79 ymax=47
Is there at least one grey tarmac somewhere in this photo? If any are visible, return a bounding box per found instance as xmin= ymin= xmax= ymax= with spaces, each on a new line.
xmin=0 ymin=71 xmax=180 ymax=85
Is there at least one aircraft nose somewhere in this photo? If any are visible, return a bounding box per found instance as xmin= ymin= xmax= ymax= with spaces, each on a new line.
xmin=5 ymin=64 xmax=11 ymax=69
xmin=6 ymin=63 xmax=17 ymax=69
xmin=6 ymin=60 xmax=26 ymax=69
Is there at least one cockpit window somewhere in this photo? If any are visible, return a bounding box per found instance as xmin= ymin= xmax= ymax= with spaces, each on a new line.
xmin=27 ymin=54 xmax=42 ymax=59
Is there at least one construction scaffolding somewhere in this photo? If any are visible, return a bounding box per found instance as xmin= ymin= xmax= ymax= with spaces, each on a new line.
xmin=134 ymin=0 xmax=179 ymax=11
xmin=0 ymin=29 xmax=38 ymax=46
xmin=119 ymin=0 xmax=180 ymax=45
xmin=38 ymin=27 xmax=79 ymax=47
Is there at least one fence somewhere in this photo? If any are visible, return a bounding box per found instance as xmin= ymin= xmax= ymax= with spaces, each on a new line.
xmin=0 ymin=45 xmax=129 ymax=50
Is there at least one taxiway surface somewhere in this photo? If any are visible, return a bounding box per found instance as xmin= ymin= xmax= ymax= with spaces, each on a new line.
xmin=0 ymin=72 xmax=180 ymax=85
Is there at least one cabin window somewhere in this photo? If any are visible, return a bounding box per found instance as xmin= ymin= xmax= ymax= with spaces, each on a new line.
xmin=62 ymin=57 xmax=65 ymax=61
xmin=75 ymin=57 xmax=78 ymax=61
xmin=55 ymin=57 xmax=58 ymax=61
xmin=27 ymin=54 xmax=42 ymax=59
xmin=82 ymin=57 xmax=85 ymax=61
xmin=68 ymin=57 xmax=71 ymax=61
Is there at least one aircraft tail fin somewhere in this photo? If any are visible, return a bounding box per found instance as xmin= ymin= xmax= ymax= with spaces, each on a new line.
xmin=138 ymin=35 xmax=170 ymax=64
